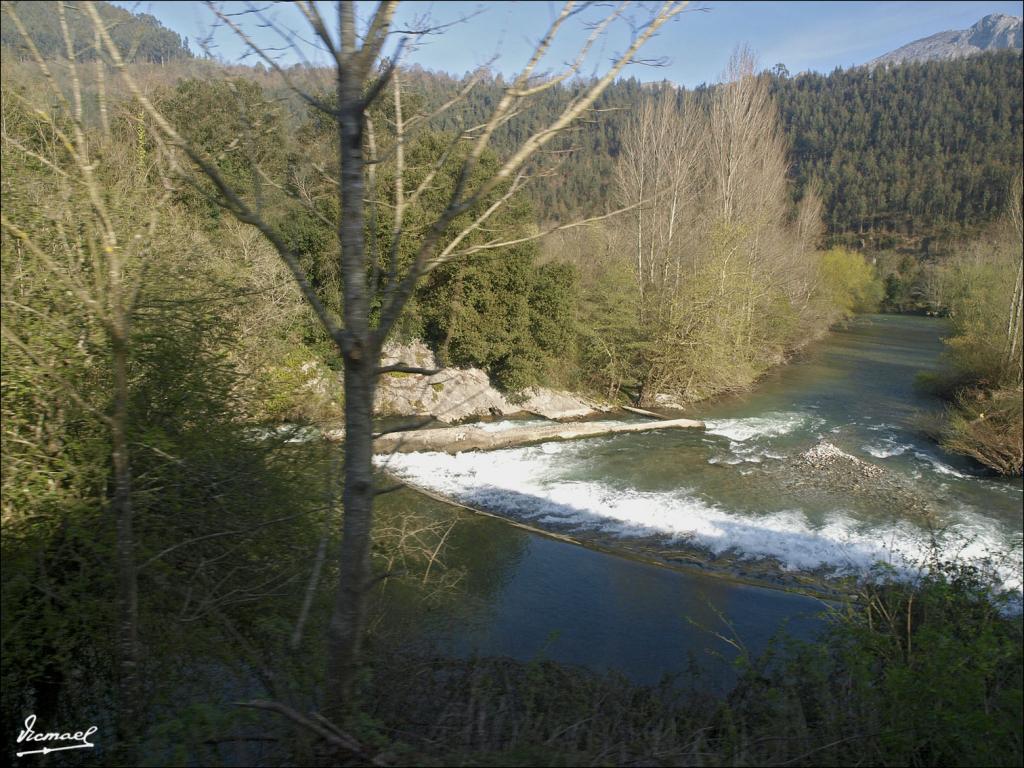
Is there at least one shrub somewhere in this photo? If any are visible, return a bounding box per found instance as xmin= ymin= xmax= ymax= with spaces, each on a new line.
xmin=819 ymin=246 xmax=884 ymax=316
xmin=941 ymin=387 xmax=1024 ymax=475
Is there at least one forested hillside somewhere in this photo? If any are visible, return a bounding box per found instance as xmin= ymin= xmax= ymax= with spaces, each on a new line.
xmin=411 ymin=51 xmax=1022 ymax=250
xmin=0 ymin=7 xmax=1018 ymax=250
xmin=774 ymin=52 xmax=1023 ymax=245
xmin=0 ymin=0 xmax=192 ymax=63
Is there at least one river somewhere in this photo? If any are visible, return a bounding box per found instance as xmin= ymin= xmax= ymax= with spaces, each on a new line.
xmin=373 ymin=314 xmax=1023 ymax=685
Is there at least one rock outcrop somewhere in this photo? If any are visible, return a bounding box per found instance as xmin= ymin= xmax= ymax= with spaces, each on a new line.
xmin=518 ymin=388 xmax=604 ymax=420
xmin=374 ymin=340 xmax=607 ymax=422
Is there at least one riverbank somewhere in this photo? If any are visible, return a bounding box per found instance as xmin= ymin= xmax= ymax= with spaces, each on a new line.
xmin=285 ymin=316 xmax=1024 ymax=611
xmin=363 ymin=478 xmax=1021 ymax=766
xmin=931 ymin=383 xmax=1023 ymax=476
xmin=358 ymin=549 xmax=1022 ymax=768
xmin=371 ymin=323 xmax=834 ymax=425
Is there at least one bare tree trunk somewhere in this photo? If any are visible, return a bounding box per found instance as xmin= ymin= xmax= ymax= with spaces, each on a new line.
xmin=1005 ymin=174 xmax=1023 ymax=386
xmin=326 ymin=363 xmax=376 ymax=720
xmin=111 ymin=329 xmax=140 ymax=745
xmin=1007 ymin=255 xmax=1023 ymax=385
xmin=325 ymin=6 xmax=377 ymax=720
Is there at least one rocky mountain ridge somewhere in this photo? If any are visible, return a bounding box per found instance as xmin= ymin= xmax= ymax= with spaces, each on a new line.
xmin=870 ymin=13 xmax=1022 ymax=67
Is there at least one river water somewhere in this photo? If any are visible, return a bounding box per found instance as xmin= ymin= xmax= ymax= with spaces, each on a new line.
xmin=374 ymin=314 xmax=1023 ymax=684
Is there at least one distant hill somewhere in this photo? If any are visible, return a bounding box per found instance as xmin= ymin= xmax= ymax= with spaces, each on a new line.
xmin=870 ymin=13 xmax=1022 ymax=67
xmin=0 ymin=0 xmax=191 ymax=63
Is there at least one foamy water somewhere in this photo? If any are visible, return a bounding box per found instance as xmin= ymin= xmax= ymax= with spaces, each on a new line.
xmin=705 ymin=411 xmax=822 ymax=442
xmin=862 ymin=440 xmax=911 ymax=458
xmin=378 ymin=435 xmax=1022 ymax=593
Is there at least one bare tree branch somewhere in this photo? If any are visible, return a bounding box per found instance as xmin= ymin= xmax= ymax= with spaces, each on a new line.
xmin=208 ymin=2 xmax=336 ymax=116
xmin=85 ymin=1 xmax=343 ymax=346
xmin=376 ymin=1 xmax=688 ymax=340
xmin=430 ymin=195 xmax=660 ymax=268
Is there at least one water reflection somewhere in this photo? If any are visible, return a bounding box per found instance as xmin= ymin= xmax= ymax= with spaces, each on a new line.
xmin=375 ymin=489 xmax=825 ymax=689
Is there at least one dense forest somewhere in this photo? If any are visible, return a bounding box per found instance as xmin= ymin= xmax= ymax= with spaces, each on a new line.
xmin=410 ymin=50 xmax=1023 ymax=249
xmin=774 ymin=53 xmax=1023 ymax=246
xmin=1 ymin=2 xmax=1022 ymax=766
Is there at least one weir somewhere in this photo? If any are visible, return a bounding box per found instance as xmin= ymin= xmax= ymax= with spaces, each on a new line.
xmin=373 ymin=416 xmax=704 ymax=454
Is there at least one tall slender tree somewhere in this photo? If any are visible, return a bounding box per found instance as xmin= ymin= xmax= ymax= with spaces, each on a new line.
xmin=86 ymin=0 xmax=687 ymax=724
xmin=1004 ymin=172 xmax=1023 ymax=386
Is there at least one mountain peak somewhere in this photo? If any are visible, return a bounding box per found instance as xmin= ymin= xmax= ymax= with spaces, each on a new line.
xmin=869 ymin=13 xmax=1022 ymax=67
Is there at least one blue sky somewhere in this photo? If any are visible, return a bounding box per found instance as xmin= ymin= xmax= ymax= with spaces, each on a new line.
xmin=113 ymin=1 xmax=1024 ymax=86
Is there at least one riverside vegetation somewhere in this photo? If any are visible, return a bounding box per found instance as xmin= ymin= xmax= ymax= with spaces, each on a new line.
xmin=1 ymin=2 xmax=1022 ymax=765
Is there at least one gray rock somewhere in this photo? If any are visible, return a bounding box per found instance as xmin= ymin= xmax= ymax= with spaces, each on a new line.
xmin=784 ymin=440 xmax=939 ymax=524
xmin=653 ymin=393 xmax=688 ymax=411
xmin=869 ymin=13 xmax=1022 ymax=68
xmin=795 ymin=441 xmax=885 ymax=477
xmin=518 ymin=387 xmax=609 ymax=420
xmin=374 ymin=339 xmax=605 ymax=423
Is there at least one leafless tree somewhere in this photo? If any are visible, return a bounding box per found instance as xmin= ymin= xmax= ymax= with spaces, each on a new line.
xmin=614 ymin=46 xmax=823 ymax=405
xmin=83 ymin=0 xmax=687 ymax=724
xmin=1 ymin=1 xmax=179 ymax=744
xmin=616 ymin=90 xmax=703 ymax=322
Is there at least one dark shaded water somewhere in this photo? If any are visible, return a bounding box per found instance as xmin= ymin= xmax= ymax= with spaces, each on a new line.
xmin=374 ymin=491 xmax=826 ymax=688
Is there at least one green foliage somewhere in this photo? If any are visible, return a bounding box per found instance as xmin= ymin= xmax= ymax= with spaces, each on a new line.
xmin=1 ymin=82 xmax=324 ymax=758
xmin=419 ymin=251 xmax=573 ymax=393
xmin=941 ymin=249 xmax=1020 ymax=385
xmin=813 ymin=557 xmax=1023 ymax=766
xmin=819 ymin=246 xmax=884 ymax=315
xmin=258 ymin=345 xmax=344 ymax=423
xmin=527 ymin=262 xmax=579 ymax=388
xmin=158 ymin=78 xmax=287 ymax=220
xmin=573 ymin=245 xmax=644 ymax=400
xmin=362 ymin=128 xmax=578 ymax=392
